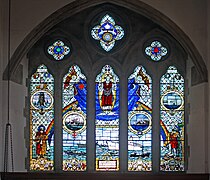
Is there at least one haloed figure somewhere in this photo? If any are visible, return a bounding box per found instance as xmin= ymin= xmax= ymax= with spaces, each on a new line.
xmin=101 ymin=75 xmax=113 ymax=107
xmin=35 ymin=125 xmax=48 ymax=158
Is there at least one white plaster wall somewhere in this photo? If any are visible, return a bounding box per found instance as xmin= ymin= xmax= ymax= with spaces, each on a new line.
xmin=0 ymin=0 xmax=209 ymax=173
xmin=0 ymin=0 xmax=9 ymax=172
xmin=188 ymin=83 xmax=208 ymax=173
xmin=141 ymin=0 xmax=208 ymax=63
xmin=0 ymin=0 xmax=3 ymax=172
xmin=10 ymin=0 xmax=73 ymax=55
xmin=8 ymin=64 xmax=28 ymax=172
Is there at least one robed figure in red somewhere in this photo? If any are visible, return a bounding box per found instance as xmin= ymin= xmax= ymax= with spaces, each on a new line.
xmin=101 ymin=80 xmax=113 ymax=106
xmin=35 ymin=125 xmax=48 ymax=157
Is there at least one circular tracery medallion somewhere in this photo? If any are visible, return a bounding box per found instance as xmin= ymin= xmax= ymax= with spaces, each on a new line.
xmin=128 ymin=111 xmax=152 ymax=135
xmin=31 ymin=90 xmax=53 ymax=110
xmin=63 ymin=111 xmax=86 ymax=135
xmin=161 ymin=91 xmax=184 ymax=111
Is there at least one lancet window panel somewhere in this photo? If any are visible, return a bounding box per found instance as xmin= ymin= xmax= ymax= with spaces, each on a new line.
xmin=160 ymin=66 xmax=185 ymax=171
xmin=29 ymin=64 xmax=55 ymax=171
xmin=62 ymin=65 xmax=87 ymax=171
xmin=95 ymin=65 xmax=120 ymax=171
xmin=128 ymin=66 xmax=152 ymax=171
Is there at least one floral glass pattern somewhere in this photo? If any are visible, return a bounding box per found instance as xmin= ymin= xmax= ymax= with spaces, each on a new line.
xmin=145 ymin=41 xmax=167 ymax=61
xmin=91 ymin=14 xmax=124 ymax=52
xmin=128 ymin=66 xmax=152 ymax=171
xmin=47 ymin=40 xmax=70 ymax=60
xmin=95 ymin=65 xmax=120 ymax=171
xmin=30 ymin=64 xmax=54 ymax=171
xmin=62 ymin=65 xmax=87 ymax=171
xmin=160 ymin=66 xmax=184 ymax=171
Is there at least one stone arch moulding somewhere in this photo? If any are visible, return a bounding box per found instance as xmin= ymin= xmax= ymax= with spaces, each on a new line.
xmin=3 ymin=0 xmax=208 ymax=85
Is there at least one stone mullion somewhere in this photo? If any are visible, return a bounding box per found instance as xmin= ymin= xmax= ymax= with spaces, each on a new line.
xmin=87 ymin=74 xmax=95 ymax=172
xmin=152 ymin=74 xmax=160 ymax=173
xmin=54 ymin=74 xmax=62 ymax=172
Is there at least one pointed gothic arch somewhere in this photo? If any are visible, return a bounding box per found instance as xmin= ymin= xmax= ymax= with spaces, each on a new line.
xmin=11 ymin=0 xmax=197 ymax=173
xmin=3 ymin=0 xmax=208 ymax=85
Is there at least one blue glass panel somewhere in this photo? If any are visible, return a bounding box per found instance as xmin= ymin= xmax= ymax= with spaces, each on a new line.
xmin=62 ymin=65 xmax=87 ymax=171
xmin=128 ymin=66 xmax=152 ymax=171
xmin=95 ymin=65 xmax=120 ymax=171
xmin=91 ymin=14 xmax=124 ymax=52
xmin=145 ymin=41 xmax=167 ymax=61
xmin=48 ymin=40 xmax=70 ymax=60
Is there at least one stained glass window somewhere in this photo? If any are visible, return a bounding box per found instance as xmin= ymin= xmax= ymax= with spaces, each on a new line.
xmin=91 ymin=14 xmax=124 ymax=52
xmin=62 ymin=65 xmax=87 ymax=171
xmin=30 ymin=64 xmax=54 ymax=171
xmin=95 ymin=65 xmax=120 ymax=171
xmin=160 ymin=66 xmax=184 ymax=171
xmin=145 ymin=41 xmax=167 ymax=61
xmin=47 ymin=40 xmax=70 ymax=60
xmin=128 ymin=66 xmax=152 ymax=171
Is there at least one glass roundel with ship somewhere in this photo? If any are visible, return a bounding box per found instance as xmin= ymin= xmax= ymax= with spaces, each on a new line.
xmin=160 ymin=66 xmax=184 ymax=171
xmin=145 ymin=41 xmax=167 ymax=61
xmin=62 ymin=65 xmax=87 ymax=171
xmin=128 ymin=66 xmax=152 ymax=171
xmin=47 ymin=40 xmax=70 ymax=60
xmin=30 ymin=64 xmax=54 ymax=171
xmin=91 ymin=14 xmax=124 ymax=52
xmin=95 ymin=65 xmax=120 ymax=171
